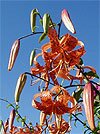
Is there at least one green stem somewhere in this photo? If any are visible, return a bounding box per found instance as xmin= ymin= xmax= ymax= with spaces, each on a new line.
xmin=25 ymin=72 xmax=85 ymax=89
xmin=58 ymin=19 xmax=62 ymax=38
xmin=72 ymin=114 xmax=93 ymax=132
xmin=76 ymin=65 xmax=100 ymax=95
xmin=0 ymin=98 xmax=31 ymax=131
xmin=25 ymin=72 xmax=55 ymax=86
xmin=18 ymin=32 xmax=43 ymax=40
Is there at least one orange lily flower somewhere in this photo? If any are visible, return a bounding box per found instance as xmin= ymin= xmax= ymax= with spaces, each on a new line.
xmin=4 ymin=125 xmax=42 ymax=134
xmin=32 ymin=85 xmax=78 ymax=115
xmin=48 ymin=119 xmax=70 ymax=134
xmin=31 ymin=28 xmax=86 ymax=85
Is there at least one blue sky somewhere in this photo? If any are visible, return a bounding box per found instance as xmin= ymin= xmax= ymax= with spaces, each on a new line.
xmin=0 ymin=1 xmax=100 ymax=134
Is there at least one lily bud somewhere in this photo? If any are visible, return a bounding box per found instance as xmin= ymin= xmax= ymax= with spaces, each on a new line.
xmin=83 ymin=82 xmax=95 ymax=131
xmin=9 ymin=109 xmax=15 ymax=130
xmin=30 ymin=50 xmax=36 ymax=66
xmin=43 ymin=13 xmax=50 ymax=33
xmin=30 ymin=9 xmax=38 ymax=32
xmin=8 ymin=39 xmax=20 ymax=71
xmin=15 ymin=73 xmax=27 ymax=104
xmin=40 ymin=111 xmax=46 ymax=126
xmin=61 ymin=9 xmax=76 ymax=34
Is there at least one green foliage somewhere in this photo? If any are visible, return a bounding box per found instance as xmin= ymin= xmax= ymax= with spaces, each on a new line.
xmin=72 ymin=88 xmax=83 ymax=102
xmin=84 ymin=71 xmax=99 ymax=79
xmin=79 ymin=58 xmax=84 ymax=65
xmin=0 ymin=120 xmax=3 ymax=132
xmin=6 ymin=103 xmax=13 ymax=108
xmin=21 ymin=116 xmax=26 ymax=127
xmin=39 ymin=32 xmax=47 ymax=43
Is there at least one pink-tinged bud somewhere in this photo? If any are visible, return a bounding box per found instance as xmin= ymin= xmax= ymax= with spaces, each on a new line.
xmin=61 ymin=9 xmax=76 ymax=34
xmin=9 ymin=109 xmax=16 ymax=130
xmin=8 ymin=39 xmax=20 ymax=71
xmin=83 ymin=82 xmax=95 ymax=131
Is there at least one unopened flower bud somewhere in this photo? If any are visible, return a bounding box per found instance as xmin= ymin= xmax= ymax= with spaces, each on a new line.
xmin=61 ymin=9 xmax=76 ymax=34
xmin=83 ymin=82 xmax=95 ymax=131
xmin=8 ymin=39 xmax=20 ymax=71
xmin=9 ymin=109 xmax=15 ymax=130
xmin=15 ymin=73 xmax=27 ymax=104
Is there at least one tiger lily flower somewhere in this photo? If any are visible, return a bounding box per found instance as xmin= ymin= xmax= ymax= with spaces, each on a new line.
xmin=31 ymin=28 xmax=86 ymax=85
xmin=32 ymin=85 xmax=78 ymax=115
xmin=48 ymin=119 xmax=69 ymax=134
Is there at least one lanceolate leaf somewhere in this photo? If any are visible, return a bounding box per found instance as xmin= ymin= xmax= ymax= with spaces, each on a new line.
xmin=84 ymin=71 xmax=99 ymax=79
xmin=73 ymin=88 xmax=83 ymax=102
xmin=0 ymin=120 xmax=3 ymax=132
xmin=39 ymin=32 xmax=47 ymax=43
xmin=21 ymin=116 xmax=26 ymax=127
xmin=79 ymin=58 xmax=84 ymax=65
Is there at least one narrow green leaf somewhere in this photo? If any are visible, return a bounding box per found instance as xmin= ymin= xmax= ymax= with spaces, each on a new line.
xmin=0 ymin=120 xmax=3 ymax=132
xmin=79 ymin=58 xmax=84 ymax=65
xmin=73 ymin=88 xmax=83 ymax=102
xmin=16 ymin=115 xmax=21 ymax=122
xmin=15 ymin=105 xmax=20 ymax=111
xmin=98 ymin=122 xmax=100 ymax=129
xmin=39 ymin=33 xmax=47 ymax=43
xmin=84 ymin=71 xmax=99 ymax=79
xmin=6 ymin=104 xmax=12 ymax=108
xmin=84 ymin=128 xmax=89 ymax=134
xmin=21 ymin=116 xmax=26 ymax=127
xmin=21 ymin=121 xmax=25 ymax=127
xmin=74 ymin=119 xmax=77 ymax=127
xmin=75 ymin=113 xmax=83 ymax=117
